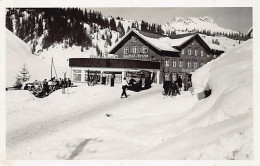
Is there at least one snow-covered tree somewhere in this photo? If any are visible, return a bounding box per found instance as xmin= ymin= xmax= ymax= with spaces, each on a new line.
xmin=14 ymin=63 xmax=31 ymax=88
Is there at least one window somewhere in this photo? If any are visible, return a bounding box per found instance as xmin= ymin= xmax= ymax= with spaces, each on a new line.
xmin=143 ymin=46 xmax=148 ymax=53
xmin=123 ymin=47 xmax=129 ymax=54
xmin=187 ymin=61 xmax=191 ymax=68
xmin=195 ymin=49 xmax=198 ymax=56
xmin=181 ymin=49 xmax=185 ymax=55
xmin=213 ymin=54 xmax=217 ymax=58
xmin=172 ymin=60 xmax=177 ymax=67
xmin=207 ymin=54 xmax=210 ymax=58
xmin=194 ymin=62 xmax=197 ymax=68
xmin=188 ymin=49 xmax=192 ymax=55
xmin=133 ymin=46 xmax=138 ymax=53
xmin=165 ymin=59 xmax=169 ymax=67
xmin=201 ymin=50 xmax=204 ymax=57
xmin=73 ymin=70 xmax=81 ymax=82
xmin=172 ymin=73 xmax=177 ymax=81
xmin=179 ymin=60 xmax=183 ymax=67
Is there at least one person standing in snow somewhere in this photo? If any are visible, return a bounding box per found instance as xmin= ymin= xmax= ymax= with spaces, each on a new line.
xmin=101 ymin=72 xmax=106 ymax=85
xmin=42 ymin=79 xmax=49 ymax=95
xmin=60 ymin=78 xmax=64 ymax=88
xmin=111 ymin=73 xmax=115 ymax=87
xmin=177 ymin=76 xmax=183 ymax=92
xmin=64 ymin=78 xmax=68 ymax=88
xmin=121 ymin=77 xmax=129 ymax=98
xmin=68 ymin=78 xmax=71 ymax=87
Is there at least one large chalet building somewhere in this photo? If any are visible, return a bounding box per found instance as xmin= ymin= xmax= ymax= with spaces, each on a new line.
xmin=69 ymin=29 xmax=224 ymax=84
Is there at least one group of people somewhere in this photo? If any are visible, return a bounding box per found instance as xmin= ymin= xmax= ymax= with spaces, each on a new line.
xmin=101 ymin=73 xmax=115 ymax=87
xmin=27 ymin=77 xmax=72 ymax=98
xmin=163 ymin=76 xmax=192 ymax=97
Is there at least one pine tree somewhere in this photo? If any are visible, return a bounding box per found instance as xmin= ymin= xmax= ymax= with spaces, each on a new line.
xmin=6 ymin=10 xmax=14 ymax=32
xmin=106 ymin=36 xmax=112 ymax=46
xmin=37 ymin=18 xmax=43 ymax=37
xmin=14 ymin=63 xmax=31 ymax=88
xmin=109 ymin=17 xmax=117 ymax=31
xmin=96 ymin=45 xmax=101 ymax=56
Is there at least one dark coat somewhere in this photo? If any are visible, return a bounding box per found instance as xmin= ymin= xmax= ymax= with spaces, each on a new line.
xmin=177 ymin=77 xmax=183 ymax=88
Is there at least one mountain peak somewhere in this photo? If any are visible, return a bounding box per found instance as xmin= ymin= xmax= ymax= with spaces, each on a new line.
xmin=171 ymin=16 xmax=214 ymax=24
xmin=163 ymin=16 xmax=238 ymax=35
xmin=198 ymin=16 xmax=214 ymax=23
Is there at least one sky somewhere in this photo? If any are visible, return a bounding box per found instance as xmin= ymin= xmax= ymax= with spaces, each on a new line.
xmin=89 ymin=7 xmax=252 ymax=34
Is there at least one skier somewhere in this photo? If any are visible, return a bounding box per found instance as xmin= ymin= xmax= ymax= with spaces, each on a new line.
xmin=121 ymin=77 xmax=129 ymax=98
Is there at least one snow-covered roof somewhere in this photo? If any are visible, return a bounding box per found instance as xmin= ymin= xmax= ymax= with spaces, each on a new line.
xmin=134 ymin=30 xmax=179 ymax=52
xmin=109 ymin=29 xmax=224 ymax=54
xmin=109 ymin=29 xmax=180 ymax=53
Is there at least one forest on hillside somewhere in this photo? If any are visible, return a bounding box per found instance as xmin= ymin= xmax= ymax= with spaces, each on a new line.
xmin=5 ymin=8 xmax=165 ymax=53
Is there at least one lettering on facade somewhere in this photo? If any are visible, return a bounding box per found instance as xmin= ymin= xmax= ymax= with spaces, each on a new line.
xmin=182 ymin=68 xmax=195 ymax=73
xmin=123 ymin=54 xmax=149 ymax=60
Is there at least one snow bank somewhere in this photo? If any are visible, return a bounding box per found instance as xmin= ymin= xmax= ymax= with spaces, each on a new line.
xmin=188 ymin=39 xmax=253 ymax=158
xmin=6 ymin=29 xmax=70 ymax=87
xmin=136 ymin=40 xmax=253 ymax=159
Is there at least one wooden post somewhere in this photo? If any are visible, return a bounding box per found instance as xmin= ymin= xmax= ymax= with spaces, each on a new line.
xmin=51 ymin=57 xmax=53 ymax=79
xmin=62 ymin=72 xmax=66 ymax=94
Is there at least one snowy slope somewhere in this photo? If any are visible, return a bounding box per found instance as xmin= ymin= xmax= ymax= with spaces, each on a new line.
xmin=199 ymin=34 xmax=242 ymax=51
xmin=6 ymin=29 xmax=70 ymax=87
xmin=33 ymin=26 xmax=120 ymax=67
xmin=163 ymin=16 xmax=238 ymax=35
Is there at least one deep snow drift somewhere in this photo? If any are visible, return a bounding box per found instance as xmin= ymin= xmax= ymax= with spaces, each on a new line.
xmin=6 ymin=29 xmax=70 ymax=87
xmin=6 ymin=35 xmax=252 ymax=159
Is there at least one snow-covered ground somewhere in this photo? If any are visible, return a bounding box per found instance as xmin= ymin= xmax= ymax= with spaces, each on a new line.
xmin=6 ymin=38 xmax=253 ymax=160
xmin=199 ymin=34 xmax=242 ymax=51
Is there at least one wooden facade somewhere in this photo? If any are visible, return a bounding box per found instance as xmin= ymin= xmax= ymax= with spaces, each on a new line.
xmin=109 ymin=29 xmax=224 ymax=83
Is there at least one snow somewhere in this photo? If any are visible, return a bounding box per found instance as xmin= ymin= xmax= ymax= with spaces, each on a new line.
xmin=199 ymin=34 xmax=242 ymax=51
xmin=6 ymin=38 xmax=253 ymax=159
xmin=127 ymin=30 xmax=238 ymax=53
xmin=31 ymin=26 xmax=120 ymax=67
xmin=163 ymin=16 xmax=238 ymax=35
xmin=6 ymin=29 xmax=70 ymax=87
xmin=135 ymin=30 xmax=179 ymax=52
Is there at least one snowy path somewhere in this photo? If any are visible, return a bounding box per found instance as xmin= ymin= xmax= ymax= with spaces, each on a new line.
xmin=8 ymin=84 xmax=197 ymax=159
xmin=7 ymin=86 xmax=157 ymax=147
xmin=6 ymin=83 xmax=252 ymax=160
